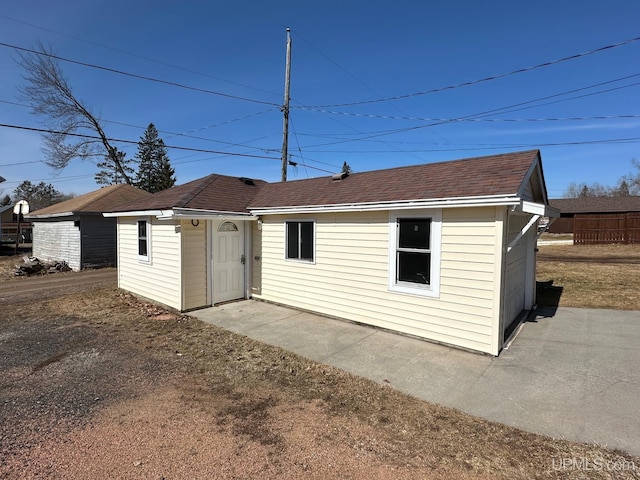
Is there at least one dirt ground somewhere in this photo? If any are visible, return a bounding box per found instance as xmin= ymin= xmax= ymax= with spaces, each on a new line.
xmin=1 ymin=256 xmax=639 ymax=479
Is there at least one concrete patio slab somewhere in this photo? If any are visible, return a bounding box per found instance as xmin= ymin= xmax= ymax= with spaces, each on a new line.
xmin=193 ymin=301 xmax=640 ymax=456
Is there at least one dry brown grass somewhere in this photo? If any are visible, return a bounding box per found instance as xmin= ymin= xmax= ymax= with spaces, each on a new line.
xmin=537 ymin=244 xmax=640 ymax=310
xmin=3 ymin=287 xmax=639 ymax=479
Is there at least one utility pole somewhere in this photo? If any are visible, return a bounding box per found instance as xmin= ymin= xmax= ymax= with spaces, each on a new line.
xmin=281 ymin=28 xmax=292 ymax=182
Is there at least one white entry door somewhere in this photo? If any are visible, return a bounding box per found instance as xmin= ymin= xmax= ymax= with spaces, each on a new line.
xmin=213 ymin=220 xmax=245 ymax=304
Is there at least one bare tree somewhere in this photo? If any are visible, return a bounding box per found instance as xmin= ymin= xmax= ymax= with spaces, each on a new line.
xmin=16 ymin=42 xmax=132 ymax=184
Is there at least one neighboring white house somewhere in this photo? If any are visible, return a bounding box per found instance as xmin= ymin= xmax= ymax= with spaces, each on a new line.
xmin=27 ymin=184 xmax=150 ymax=271
xmin=105 ymin=150 xmax=558 ymax=356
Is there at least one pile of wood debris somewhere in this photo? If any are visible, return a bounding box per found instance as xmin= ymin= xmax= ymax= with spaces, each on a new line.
xmin=14 ymin=256 xmax=72 ymax=276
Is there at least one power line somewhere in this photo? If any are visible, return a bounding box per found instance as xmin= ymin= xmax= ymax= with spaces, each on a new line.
xmin=0 ymin=122 xmax=282 ymax=160
xmin=295 ymin=72 xmax=640 ymax=123
xmin=302 ymin=35 xmax=640 ymax=108
xmin=301 ymin=136 xmax=640 ymax=154
xmin=0 ymin=14 xmax=281 ymax=99
xmin=299 ymin=76 xmax=640 ymax=148
xmin=1 ymin=97 xmax=279 ymax=155
xmin=1 ymin=42 xmax=279 ymax=106
xmin=295 ymin=112 xmax=640 ymax=124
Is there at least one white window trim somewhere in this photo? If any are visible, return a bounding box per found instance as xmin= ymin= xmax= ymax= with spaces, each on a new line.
xmin=284 ymin=219 xmax=316 ymax=264
xmin=137 ymin=217 xmax=151 ymax=263
xmin=388 ymin=209 xmax=442 ymax=298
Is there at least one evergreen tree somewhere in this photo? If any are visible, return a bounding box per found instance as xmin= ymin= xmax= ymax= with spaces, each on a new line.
xmin=616 ymin=180 xmax=630 ymax=197
xmin=341 ymin=161 xmax=352 ymax=174
xmin=95 ymin=148 xmax=134 ymax=185
xmin=12 ymin=180 xmax=62 ymax=210
xmin=1 ymin=194 xmax=10 ymax=206
xmin=135 ymin=124 xmax=176 ymax=193
xmin=154 ymin=145 xmax=176 ymax=191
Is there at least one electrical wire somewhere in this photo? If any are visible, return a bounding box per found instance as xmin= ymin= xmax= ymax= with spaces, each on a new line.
xmin=1 ymin=98 xmax=279 ymax=155
xmin=294 ymin=72 xmax=640 ymax=124
xmin=0 ymin=14 xmax=282 ymax=99
xmin=302 ymin=136 xmax=640 ymax=154
xmin=301 ymin=35 xmax=640 ymax=108
xmin=1 ymin=42 xmax=280 ymax=106
xmin=0 ymin=122 xmax=282 ymax=160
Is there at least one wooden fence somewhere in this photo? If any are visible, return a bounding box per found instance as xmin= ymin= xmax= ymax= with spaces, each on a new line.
xmin=574 ymin=213 xmax=640 ymax=244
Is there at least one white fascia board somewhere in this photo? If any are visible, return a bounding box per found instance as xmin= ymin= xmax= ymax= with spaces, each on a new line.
xmin=250 ymin=195 xmax=520 ymax=215
xmin=103 ymin=210 xmax=164 ymax=218
xmin=520 ymin=201 xmax=560 ymax=218
xmin=158 ymin=208 xmax=257 ymax=221
xmin=26 ymin=212 xmax=74 ymax=219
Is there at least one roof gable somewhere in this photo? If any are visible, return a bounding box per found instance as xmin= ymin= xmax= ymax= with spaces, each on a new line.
xmin=250 ymin=150 xmax=543 ymax=210
xmin=27 ymin=184 xmax=151 ymax=218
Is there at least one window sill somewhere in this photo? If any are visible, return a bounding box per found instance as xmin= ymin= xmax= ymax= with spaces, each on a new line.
xmin=389 ymin=282 xmax=439 ymax=298
xmin=285 ymin=258 xmax=316 ymax=265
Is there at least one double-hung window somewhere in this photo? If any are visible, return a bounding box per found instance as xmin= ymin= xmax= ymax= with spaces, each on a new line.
xmin=137 ymin=219 xmax=150 ymax=262
xmin=286 ymin=221 xmax=314 ymax=262
xmin=389 ymin=210 xmax=441 ymax=297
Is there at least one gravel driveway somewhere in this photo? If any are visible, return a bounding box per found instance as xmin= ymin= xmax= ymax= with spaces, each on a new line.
xmin=0 ymin=268 xmax=117 ymax=305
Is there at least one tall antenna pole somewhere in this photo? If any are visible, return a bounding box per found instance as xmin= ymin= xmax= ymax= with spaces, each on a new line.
xmin=281 ymin=28 xmax=292 ymax=182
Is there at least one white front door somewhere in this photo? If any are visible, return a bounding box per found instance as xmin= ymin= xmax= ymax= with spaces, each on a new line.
xmin=212 ymin=220 xmax=245 ymax=304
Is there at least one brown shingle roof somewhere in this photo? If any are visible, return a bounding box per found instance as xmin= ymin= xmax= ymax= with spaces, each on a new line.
xmin=250 ymin=150 xmax=541 ymax=209
xmin=27 ymin=184 xmax=151 ymax=218
xmin=107 ymin=174 xmax=267 ymax=214
xmin=549 ymin=196 xmax=640 ymax=214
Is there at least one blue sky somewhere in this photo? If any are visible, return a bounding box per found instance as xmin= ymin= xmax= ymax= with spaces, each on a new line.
xmin=1 ymin=0 xmax=639 ymax=199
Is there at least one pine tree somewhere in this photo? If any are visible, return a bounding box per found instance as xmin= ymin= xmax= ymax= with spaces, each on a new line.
xmin=12 ymin=180 xmax=62 ymax=210
xmin=154 ymin=142 xmax=176 ymax=191
xmin=95 ymin=148 xmax=134 ymax=185
xmin=135 ymin=124 xmax=176 ymax=193
xmin=341 ymin=161 xmax=353 ymax=174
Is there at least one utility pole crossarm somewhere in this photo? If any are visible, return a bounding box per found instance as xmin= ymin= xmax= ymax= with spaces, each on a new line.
xmin=281 ymin=28 xmax=292 ymax=182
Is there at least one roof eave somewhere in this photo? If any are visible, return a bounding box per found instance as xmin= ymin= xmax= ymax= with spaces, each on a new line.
xmin=103 ymin=210 xmax=165 ymax=218
xmin=26 ymin=211 xmax=74 ymax=219
xmin=103 ymin=208 xmax=256 ymax=221
xmin=250 ymin=194 xmax=521 ymax=215
xmin=159 ymin=208 xmax=256 ymax=221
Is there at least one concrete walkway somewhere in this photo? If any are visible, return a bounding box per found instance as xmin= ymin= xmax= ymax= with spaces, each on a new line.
xmin=193 ymin=301 xmax=640 ymax=457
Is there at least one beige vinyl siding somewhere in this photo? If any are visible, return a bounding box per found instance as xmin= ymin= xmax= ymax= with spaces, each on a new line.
xmin=117 ymin=217 xmax=182 ymax=310
xmin=253 ymin=207 xmax=501 ymax=354
xmin=32 ymin=220 xmax=81 ymax=271
xmin=503 ymin=211 xmax=534 ymax=332
xmin=181 ymin=220 xmax=208 ymax=310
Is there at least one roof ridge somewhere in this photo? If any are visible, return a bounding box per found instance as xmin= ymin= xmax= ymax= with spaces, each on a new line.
xmin=67 ymin=184 xmax=124 ymax=211
xmin=176 ymin=174 xmax=221 ymax=206
xmin=272 ymin=149 xmax=540 ymax=184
